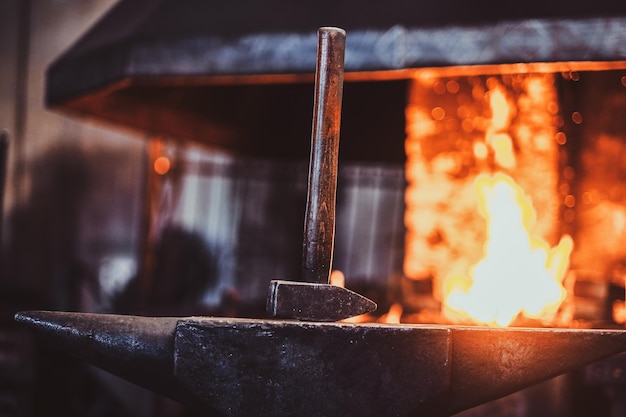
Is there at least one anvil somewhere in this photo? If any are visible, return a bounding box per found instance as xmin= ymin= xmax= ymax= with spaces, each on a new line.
xmin=14 ymin=310 xmax=626 ymax=417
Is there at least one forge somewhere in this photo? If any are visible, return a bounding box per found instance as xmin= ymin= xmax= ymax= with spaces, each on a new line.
xmin=16 ymin=1 xmax=626 ymax=416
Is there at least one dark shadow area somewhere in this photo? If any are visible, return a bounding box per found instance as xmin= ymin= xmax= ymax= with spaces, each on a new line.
xmin=0 ymin=143 xmax=206 ymax=417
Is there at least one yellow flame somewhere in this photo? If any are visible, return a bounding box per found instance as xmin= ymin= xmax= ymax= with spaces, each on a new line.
xmin=444 ymin=173 xmax=573 ymax=327
xmin=490 ymin=133 xmax=516 ymax=169
xmin=488 ymin=86 xmax=513 ymax=130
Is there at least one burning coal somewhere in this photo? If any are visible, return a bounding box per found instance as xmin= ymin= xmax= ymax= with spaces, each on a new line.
xmin=404 ymin=71 xmax=571 ymax=326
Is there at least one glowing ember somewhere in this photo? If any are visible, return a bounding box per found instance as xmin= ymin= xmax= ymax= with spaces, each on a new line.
xmin=444 ymin=173 xmax=573 ymax=327
xmin=154 ymin=156 xmax=171 ymax=175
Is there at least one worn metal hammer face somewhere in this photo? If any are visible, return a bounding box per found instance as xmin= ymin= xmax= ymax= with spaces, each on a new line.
xmin=266 ymin=27 xmax=376 ymax=322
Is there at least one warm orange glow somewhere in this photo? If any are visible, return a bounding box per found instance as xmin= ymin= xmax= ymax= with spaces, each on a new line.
xmin=485 ymin=84 xmax=517 ymax=169
xmin=405 ymin=73 xmax=568 ymax=327
xmin=488 ymin=85 xmax=513 ymax=130
xmin=491 ymin=133 xmax=516 ymax=169
xmin=444 ymin=173 xmax=574 ymax=327
xmin=473 ymin=142 xmax=488 ymax=159
xmin=431 ymin=107 xmax=446 ymax=120
xmin=330 ymin=270 xmax=345 ymax=287
xmin=433 ymin=81 xmax=446 ymax=94
xmin=564 ymin=194 xmax=576 ymax=208
xmin=614 ymin=287 xmax=626 ymax=324
xmin=154 ymin=156 xmax=171 ymax=175
xmin=446 ymin=80 xmax=460 ymax=94
xmin=381 ymin=304 xmax=403 ymax=324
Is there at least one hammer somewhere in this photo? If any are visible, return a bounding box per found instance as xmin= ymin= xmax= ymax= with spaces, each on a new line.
xmin=266 ymin=27 xmax=377 ymax=322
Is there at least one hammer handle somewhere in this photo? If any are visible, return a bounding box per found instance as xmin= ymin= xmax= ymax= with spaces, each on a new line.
xmin=302 ymin=27 xmax=346 ymax=284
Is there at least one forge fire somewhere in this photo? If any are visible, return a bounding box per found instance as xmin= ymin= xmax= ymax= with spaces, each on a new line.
xmin=402 ymin=70 xmax=626 ymax=328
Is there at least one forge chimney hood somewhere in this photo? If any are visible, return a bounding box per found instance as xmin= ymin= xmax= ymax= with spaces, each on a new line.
xmin=46 ymin=0 xmax=626 ymax=158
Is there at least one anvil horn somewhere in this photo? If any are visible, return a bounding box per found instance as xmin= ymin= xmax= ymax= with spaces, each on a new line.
xmin=14 ymin=310 xmax=205 ymax=410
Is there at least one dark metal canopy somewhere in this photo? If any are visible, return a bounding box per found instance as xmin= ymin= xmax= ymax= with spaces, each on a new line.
xmin=46 ymin=0 xmax=626 ymax=158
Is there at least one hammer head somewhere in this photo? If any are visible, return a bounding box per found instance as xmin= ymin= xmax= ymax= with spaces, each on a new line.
xmin=267 ymin=280 xmax=377 ymax=322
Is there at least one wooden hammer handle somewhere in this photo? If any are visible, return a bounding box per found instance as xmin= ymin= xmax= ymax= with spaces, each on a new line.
xmin=302 ymin=27 xmax=346 ymax=284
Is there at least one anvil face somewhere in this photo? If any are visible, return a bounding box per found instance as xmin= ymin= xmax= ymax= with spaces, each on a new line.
xmin=15 ymin=311 xmax=626 ymax=417
xmin=176 ymin=318 xmax=449 ymax=416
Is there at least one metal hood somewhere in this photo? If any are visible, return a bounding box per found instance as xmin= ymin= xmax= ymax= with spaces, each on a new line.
xmin=46 ymin=0 xmax=626 ymax=158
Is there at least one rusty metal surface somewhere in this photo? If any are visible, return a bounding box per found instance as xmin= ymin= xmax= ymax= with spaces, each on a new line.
xmin=15 ymin=310 xmax=626 ymax=416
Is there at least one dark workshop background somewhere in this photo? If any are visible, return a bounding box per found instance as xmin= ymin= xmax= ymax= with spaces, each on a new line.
xmin=0 ymin=1 xmax=406 ymax=416
xmin=1 ymin=2 xmax=164 ymax=415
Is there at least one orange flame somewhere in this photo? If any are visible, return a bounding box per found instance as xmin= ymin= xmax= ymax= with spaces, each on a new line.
xmin=444 ymin=173 xmax=573 ymax=327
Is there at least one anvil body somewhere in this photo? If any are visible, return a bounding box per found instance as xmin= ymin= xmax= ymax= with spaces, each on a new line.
xmin=15 ymin=311 xmax=626 ymax=416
